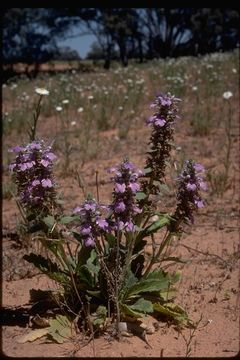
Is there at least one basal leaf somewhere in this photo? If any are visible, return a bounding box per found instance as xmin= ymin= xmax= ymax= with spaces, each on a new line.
xmin=125 ymin=278 xmax=169 ymax=299
xmin=48 ymin=315 xmax=72 ymax=344
xmin=86 ymin=290 xmax=102 ymax=300
xmin=17 ymin=328 xmax=49 ymax=343
xmin=128 ymin=298 xmax=153 ymax=314
xmin=120 ymin=303 xmax=144 ymax=318
xmin=153 ymin=302 xmax=188 ymax=323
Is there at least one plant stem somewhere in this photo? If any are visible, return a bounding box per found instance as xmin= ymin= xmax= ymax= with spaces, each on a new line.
xmin=143 ymin=230 xmax=173 ymax=277
xmin=29 ymin=95 xmax=42 ymax=141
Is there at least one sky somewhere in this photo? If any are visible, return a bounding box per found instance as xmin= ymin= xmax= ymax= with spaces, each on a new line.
xmin=58 ymin=33 xmax=96 ymax=59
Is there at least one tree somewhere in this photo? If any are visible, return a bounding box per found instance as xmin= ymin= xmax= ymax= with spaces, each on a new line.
xmin=2 ymin=8 xmax=85 ymax=78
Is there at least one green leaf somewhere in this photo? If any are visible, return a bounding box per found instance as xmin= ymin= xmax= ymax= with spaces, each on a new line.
xmin=153 ymin=302 xmax=188 ymax=323
xmin=77 ymin=265 xmax=95 ymax=287
xmin=48 ymin=315 xmax=72 ymax=344
xmin=104 ymin=233 xmax=116 ymax=247
xmin=96 ymin=305 xmax=107 ymax=317
xmin=125 ymin=278 xmax=169 ymax=299
xmin=128 ymin=298 xmax=153 ymax=314
xmin=159 ymin=288 xmax=177 ymax=301
xmin=75 ymin=244 xmax=92 ymax=269
xmin=17 ymin=328 xmax=49 ymax=343
xmin=60 ymin=215 xmax=78 ymax=225
xmin=144 ymin=215 xmax=171 ymax=235
xmin=135 ymin=192 xmax=147 ymax=201
xmin=168 ymin=271 xmax=181 ymax=284
xmin=120 ymin=303 xmax=145 ymax=318
xmin=87 ymin=290 xmax=102 ymax=300
xmin=42 ymin=215 xmax=55 ymax=229
xmin=122 ymin=270 xmax=138 ymax=290
xmin=23 ymin=253 xmax=69 ymax=284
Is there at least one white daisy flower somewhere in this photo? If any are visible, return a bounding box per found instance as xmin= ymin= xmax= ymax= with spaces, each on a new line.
xmin=56 ymin=106 xmax=63 ymax=112
xmin=223 ymin=91 xmax=233 ymax=100
xmin=35 ymin=88 xmax=49 ymax=96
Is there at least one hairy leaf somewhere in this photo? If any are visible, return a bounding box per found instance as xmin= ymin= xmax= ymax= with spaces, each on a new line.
xmin=128 ymin=298 xmax=153 ymax=314
xmin=124 ymin=269 xmax=172 ymax=300
xmin=153 ymin=302 xmax=188 ymax=323
xmin=48 ymin=315 xmax=72 ymax=344
xmin=120 ymin=303 xmax=144 ymax=318
xmin=17 ymin=328 xmax=49 ymax=343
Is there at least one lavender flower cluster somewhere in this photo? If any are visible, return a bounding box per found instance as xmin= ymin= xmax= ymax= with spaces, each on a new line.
xmin=175 ymin=160 xmax=207 ymax=224
xmin=109 ymin=159 xmax=142 ymax=231
xmin=9 ymin=140 xmax=57 ymax=214
xmin=73 ymin=199 xmax=109 ymax=247
xmin=144 ymin=92 xmax=181 ymax=193
xmin=73 ymin=159 xmax=143 ymax=246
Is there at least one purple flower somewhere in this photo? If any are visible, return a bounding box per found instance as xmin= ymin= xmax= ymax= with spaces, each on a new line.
xmin=155 ymin=117 xmax=166 ymax=127
xmin=9 ymin=163 xmax=16 ymax=171
xmin=122 ymin=161 xmax=135 ymax=170
xmin=28 ymin=142 xmax=41 ymax=150
xmin=132 ymin=205 xmax=142 ymax=214
xmin=84 ymin=201 xmax=97 ymax=212
xmin=85 ymin=236 xmax=95 ymax=247
xmin=199 ymin=181 xmax=208 ymax=191
xmin=80 ymin=225 xmax=92 ymax=235
xmin=110 ymin=159 xmax=142 ymax=231
xmin=41 ymin=179 xmax=53 ymax=188
xmin=19 ymin=163 xmax=28 ymax=171
xmin=46 ymin=152 xmax=57 ymax=161
xmin=186 ymin=183 xmax=197 ymax=191
xmin=96 ymin=219 xmax=109 ymax=230
xmin=125 ymin=221 xmax=135 ymax=232
xmin=73 ymin=198 xmax=109 ymax=247
xmin=174 ymin=160 xmax=207 ymax=225
xmin=146 ymin=116 xmax=155 ymax=125
xmin=73 ymin=206 xmax=83 ymax=214
xmin=9 ymin=139 xmax=58 ymax=216
xmin=114 ymin=201 xmax=126 ymax=213
xmin=129 ymin=182 xmax=140 ymax=193
xmin=32 ymin=180 xmax=40 ymax=187
xmin=40 ymin=159 xmax=50 ymax=167
xmin=143 ymin=92 xmax=181 ymax=194
xmin=195 ymin=199 xmax=204 ymax=208
xmin=115 ymin=183 xmax=126 ymax=193
xmin=194 ymin=163 xmax=205 ymax=172
xmin=11 ymin=146 xmax=23 ymax=153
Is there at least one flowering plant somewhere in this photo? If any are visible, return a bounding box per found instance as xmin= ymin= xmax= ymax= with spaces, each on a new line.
xmin=10 ymin=92 xmax=206 ymax=343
